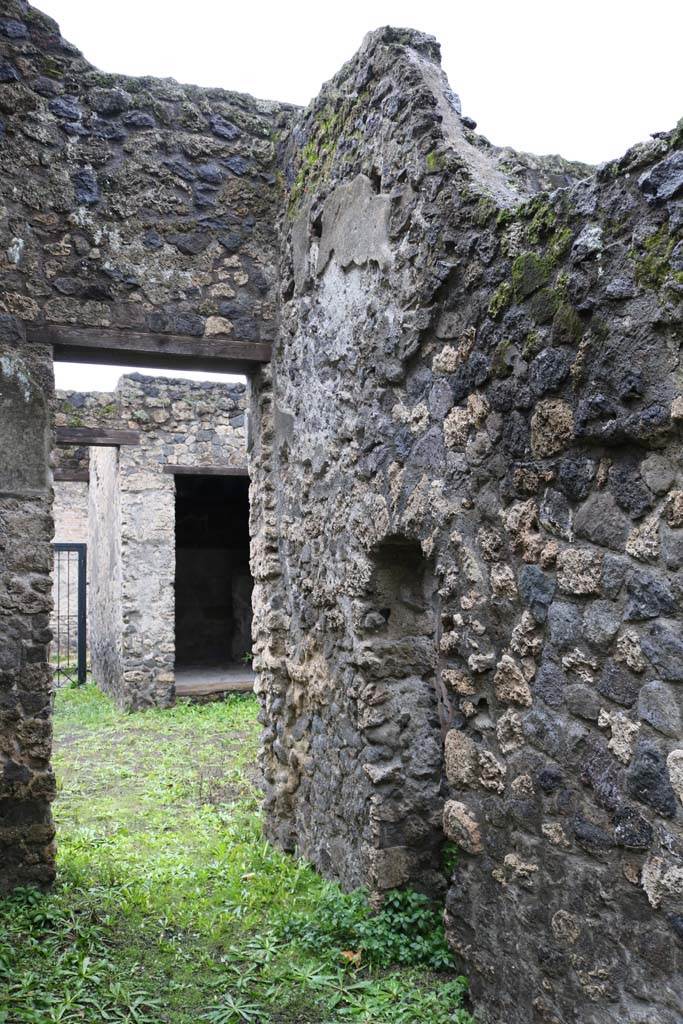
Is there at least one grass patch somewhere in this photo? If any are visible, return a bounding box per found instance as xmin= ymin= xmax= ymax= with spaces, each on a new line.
xmin=0 ymin=685 xmax=473 ymax=1023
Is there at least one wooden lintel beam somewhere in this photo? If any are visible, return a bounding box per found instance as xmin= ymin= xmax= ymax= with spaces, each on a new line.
xmin=163 ymin=464 xmax=249 ymax=477
xmin=56 ymin=426 xmax=140 ymax=447
xmin=27 ymin=324 xmax=271 ymax=374
xmin=54 ymin=469 xmax=90 ymax=482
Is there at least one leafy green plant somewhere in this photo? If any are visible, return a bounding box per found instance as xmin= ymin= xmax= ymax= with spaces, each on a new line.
xmin=281 ymin=886 xmax=454 ymax=971
xmin=202 ymin=992 xmax=264 ymax=1023
xmin=360 ymin=889 xmax=455 ymax=971
xmin=441 ymin=841 xmax=461 ymax=877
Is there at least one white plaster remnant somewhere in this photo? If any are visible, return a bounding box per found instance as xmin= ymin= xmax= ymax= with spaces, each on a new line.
xmin=7 ymin=237 xmax=24 ymax=265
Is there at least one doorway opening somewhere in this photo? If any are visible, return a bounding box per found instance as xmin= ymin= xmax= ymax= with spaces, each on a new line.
xmin=174 ymin=473 xmax=254 ymax=698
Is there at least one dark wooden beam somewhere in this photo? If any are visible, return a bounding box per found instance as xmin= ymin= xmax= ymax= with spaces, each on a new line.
xmin=54 ymin=469 xmax=90 ymax=482
xmin=56 ymin=426 xmax=140 ymax=447
xmin=163 ymin=464 xmax=249 ymax=477
xmin=27 ymin=324 xmax=271 ymax=374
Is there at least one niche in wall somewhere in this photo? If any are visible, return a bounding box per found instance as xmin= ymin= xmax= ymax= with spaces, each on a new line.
xmin=367 ymin=535 xmax=438 ymax=652
xmin=361 ymin=535 xmax=445 ymax=895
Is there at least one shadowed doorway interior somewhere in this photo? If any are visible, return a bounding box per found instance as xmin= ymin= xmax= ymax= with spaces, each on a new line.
xmin=174 ymin=474 xmax=253 ymax=697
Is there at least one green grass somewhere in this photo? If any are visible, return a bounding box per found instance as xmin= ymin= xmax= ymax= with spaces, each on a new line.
xmin=0 ymin=686 xmax=473 ymax=1024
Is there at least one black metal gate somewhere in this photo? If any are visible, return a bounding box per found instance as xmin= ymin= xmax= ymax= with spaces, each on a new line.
xmin=52 ymin=543 xmax=87 ymax=686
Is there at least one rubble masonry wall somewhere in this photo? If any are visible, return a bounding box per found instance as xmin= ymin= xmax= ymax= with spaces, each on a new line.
xmin=251 ymin=28 xmax=683 ymax=1024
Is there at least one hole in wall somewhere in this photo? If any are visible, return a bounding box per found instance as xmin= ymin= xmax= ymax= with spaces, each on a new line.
xmin=310 ymin=208 xmax=323 ymax=241
xmin=368 ymin=166 xmax=382 ymax=193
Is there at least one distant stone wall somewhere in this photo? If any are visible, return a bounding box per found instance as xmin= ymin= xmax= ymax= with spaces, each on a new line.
xmin=57 ymin=374 xmax=248 ymax=709
xmin=54 ymin=391 xmax=121 ymax=478
xmin=252 ymin=27 xmax=683 ymax=1024
xmin=52 ymin=481 xmax=88 ymax=542
xmin=89 ymin=447 xmax=123 ymax=699
xmin=0 ymin=321 xmax=55 ymax=891
xmin=114 ymin=376 xmax=248 ymax=705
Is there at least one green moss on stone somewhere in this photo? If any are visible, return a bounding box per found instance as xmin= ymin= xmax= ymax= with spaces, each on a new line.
xmin=288 ymin=140 xmax=322 ymax=215
xmin=302 ymin=141 xmax=319 ymax=167
xmin=492 ymin=338 xmax=514 ymax=378
xmin=548 ymin=226 xmax=573 ymax=264
xmin=603 ymin=214 xmax=631 ymax=239
xmin=88 ymin=72 xmax=113 ymax=87
xmin=555 ymin=270 xmax=571 ymax=294
xmin=472 ymin=195 xmax=498 ymax=226
xmin=426 ymin=149 xmax=447 ymax=174
xmin=488 ymin=281 xmax=513 ymax=320
xmin=41 ymin=56 xmax=65 ymax=79
xmin=528 ymin=287 xmax=561 ymax=324
xmin=526 ymin=201 xmax=556 ymax=243
xmin=522 ymin=331 xmax=542 ymax=360
xmin=551 ymin=302 xmax=583 ymax=345
xmin=512 ymin=251 xmax=550 ymax=299
xmin=287 ymin=105 xmax=350 ymax=216
xmin=633 ymin=227 xmax=675 ymax=289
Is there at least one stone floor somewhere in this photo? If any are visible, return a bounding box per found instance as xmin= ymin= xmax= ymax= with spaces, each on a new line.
xmin=175 ymin=664 xmax=255 ymax=699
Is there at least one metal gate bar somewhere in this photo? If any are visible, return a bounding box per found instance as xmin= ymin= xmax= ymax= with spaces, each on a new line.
xmin=52 ymin=543 xmax=87 ymax=686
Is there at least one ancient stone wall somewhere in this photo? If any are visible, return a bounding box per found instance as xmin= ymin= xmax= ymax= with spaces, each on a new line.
xmin=54 ymin=388 xmax=121 ymax=478
xmin=88 ymin=446 xmax=122 ymax=698
xmin=0 ymin=0 xmax=293 ymax=348
xmin=0 ymin=0 xmax=275 ymax=892
xmin=52 ymin=481 xmax=88 ymax=542
xmin=58 ymin=374 xmax=248 ymax=709
xmin=0 ymin=317 xmax=55 ymax=891
xmin=252 ymin=28 xmax=683 ymax=1024
xmin=0 ymin=0 xmax=287 ymax=892
xmin=2 ymin=4 xmax=682 ymax=1020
